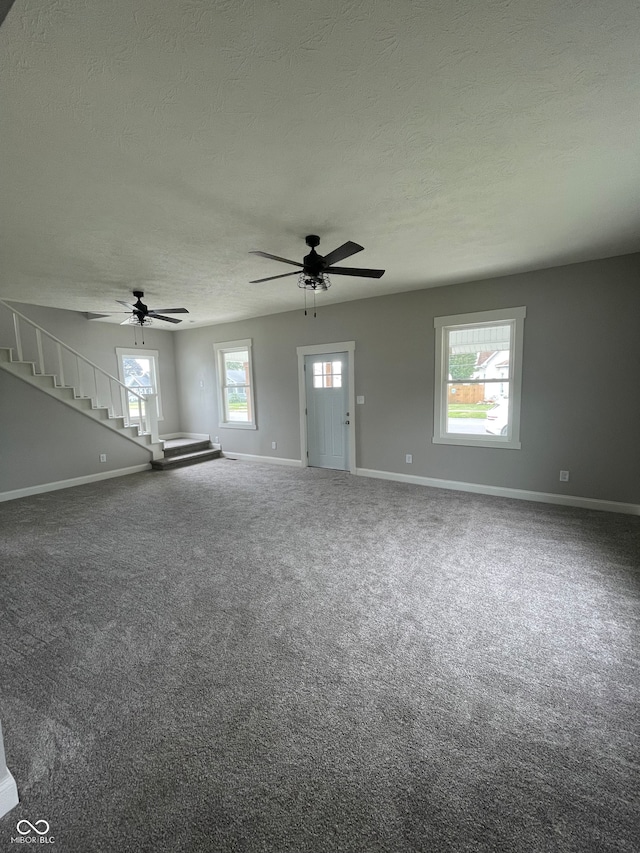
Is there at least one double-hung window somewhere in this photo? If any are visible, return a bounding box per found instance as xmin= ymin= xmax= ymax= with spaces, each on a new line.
xmin=214 ymin=339 xmax=256 ymax=429
xmin=116 ymin=348 xmax=163 ymax=423
xmin=433 ymin=307 xmax=526 ymax=449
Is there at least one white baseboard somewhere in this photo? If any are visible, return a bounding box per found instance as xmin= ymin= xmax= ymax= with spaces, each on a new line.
xmin=160 ymin=432 xmax=210 ymax=441
xmin=356 ymin=468 xmax=640 ymax=516
xmin=0 ymin=772 xmax=19 ymax=820
xmin=222 ymin=452 xmax=303 ymax=468
xmin=0 ymin=464 xmax=152 ymax=503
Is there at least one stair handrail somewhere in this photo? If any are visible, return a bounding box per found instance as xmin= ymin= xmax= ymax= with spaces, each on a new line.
xmin=0 ymin=299 xmax=158 ymax=442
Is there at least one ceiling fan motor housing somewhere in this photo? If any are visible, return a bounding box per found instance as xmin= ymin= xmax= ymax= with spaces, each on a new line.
xmin=303 ymin=250 xmax=327 ymax=277
xmin=302 ymin=235 xmax=325 ymax=277
xmin=131 ymin=290 xmax=148 ymax=314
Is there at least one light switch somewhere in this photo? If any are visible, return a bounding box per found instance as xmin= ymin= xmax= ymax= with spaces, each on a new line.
xmin=356 ymin=395 xmax=365 ymax=404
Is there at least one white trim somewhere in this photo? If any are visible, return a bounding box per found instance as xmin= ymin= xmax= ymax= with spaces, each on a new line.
xmin=218 ymin=422 xmax=256 ymax=430
xmin=0 ymin=721 xmax=19 ymax=820
xmin=431 ymin=435 xmax=522 ymax=450
xmin=0 ymin=772 xmax=19 ymax=819
xmin=433 ymin=306 xmax=526 ymax=450
xmin=115 ymin=347 xmax=164 ymax=421
xmin=220 ymin=452 xmax=303 ymax=467
xmin=356 ymin=467 xmax=640 ymax=516
xmin=160 ymin=432 xmax=210 ymax=441
xmin=0 ymin=464 xmax=151 ymax=503
xmin=213 ymin=338 xmax=257 ymax=429
xmin=297 ymin=341 xmax=356 ymax=355
xmin=296 ymin=341 xmax=356 ymax=474
xmin=434 ymin=305 xmax=527 ymax=328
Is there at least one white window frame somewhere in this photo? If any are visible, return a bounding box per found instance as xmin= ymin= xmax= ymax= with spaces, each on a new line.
xmin=116 ymin=347 xmax=163 ymax=421
xmin=214 ymin=339 xmax=257 ymax=430
xmin=433 ymin=307 xmax=526 ymax=450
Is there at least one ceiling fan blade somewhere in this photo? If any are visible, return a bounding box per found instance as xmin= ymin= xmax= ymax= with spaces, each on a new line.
xmin=250 ymin=271 xmax=301 ymax=283
xmin=116 ymin=300 xmax=137 ymax=310
xmin=148 ymin=308 xmax=189 ymax=315
xmin=321 ymin=241 xmax=364 ymax=266
xmin=151 ymin=314 xmax=182 ymax=323
xmin=249 ymin=251 xmax=303 ymax=268
xmin=327 ymin=266 xmax=385 ymax=278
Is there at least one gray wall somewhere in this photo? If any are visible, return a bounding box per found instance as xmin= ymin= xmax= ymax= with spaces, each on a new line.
xmin=0 ymin=303 xmax=181 ymax=493
xmin=2 ymin=254 xmax=638 ymax=504
xmin=174 ymin=253 xmax=640 ymax=505
xmin=0 ymin=371 xmax=150 ymax=492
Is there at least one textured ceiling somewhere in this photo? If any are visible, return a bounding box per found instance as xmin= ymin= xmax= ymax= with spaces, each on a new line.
xmin=1 ymin=0 xmax=639 ymax=328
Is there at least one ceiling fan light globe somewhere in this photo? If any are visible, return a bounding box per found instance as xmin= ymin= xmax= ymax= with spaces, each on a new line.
xmin=297 ymin=272 xmax=330 ymax=291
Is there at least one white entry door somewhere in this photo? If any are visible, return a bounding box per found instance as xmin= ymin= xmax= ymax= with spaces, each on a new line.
xmin=304 ymin=353 xmax=349 ymax=470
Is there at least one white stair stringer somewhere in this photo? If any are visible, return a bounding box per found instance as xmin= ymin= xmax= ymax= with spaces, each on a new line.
xmin=0 ymin=347 xmax=164 ymax=460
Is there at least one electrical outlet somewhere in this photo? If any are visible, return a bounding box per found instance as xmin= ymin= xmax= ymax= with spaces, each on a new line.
xmin=99 ymin=453 xmax=107 ymax=463
xmin=559 ymin=470 xmax=570 ymax=482
xmin=357 ymin=395 xmax=365 ymax=404
xmin=271 ymin=441 xmax=277 ymax=450
xmin=405 ymin=454 xmax=413 ymax=464
xmin=214 ymin=436 xmax=219 ymax=444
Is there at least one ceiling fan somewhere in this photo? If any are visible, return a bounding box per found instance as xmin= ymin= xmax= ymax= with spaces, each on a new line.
xmin=249 ymin=235 xmax=385 ymax=291
xmin=112 ymin=291 xmax=189 ymax=325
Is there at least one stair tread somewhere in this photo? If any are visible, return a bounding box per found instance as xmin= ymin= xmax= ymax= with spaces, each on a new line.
xmin=162 ymin=449 xmax=218 ymax=460
xmin=151 ymin=448 xmax=221 ymax=470
xmin=162 ymin=438 xmax=211 ymax=457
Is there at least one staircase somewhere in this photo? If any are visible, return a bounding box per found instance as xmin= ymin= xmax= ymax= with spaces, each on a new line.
xmin=151 ymin=438 xmax=221 ymax=470
xmin=0 ymin=300 xmax=164 ymax=460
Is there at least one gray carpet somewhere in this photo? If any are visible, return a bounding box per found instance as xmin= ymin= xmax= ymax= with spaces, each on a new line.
xmin=1 ymin=460 xmax=639 ymax=852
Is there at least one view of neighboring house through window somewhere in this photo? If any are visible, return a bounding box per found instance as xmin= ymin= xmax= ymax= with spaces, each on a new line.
xmin=116 ymin=348 xmax=163 ymax=424
xmin=433 ymin=307 xmax=526 ymax=449
xmin=214 ymin=339 xmax=256 ymax=429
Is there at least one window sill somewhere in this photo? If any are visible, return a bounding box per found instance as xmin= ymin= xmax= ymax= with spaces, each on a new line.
xmin=219 ymin=422 xmax=257 ymax=430
xmin=433 ymin=435 xmax=521 ymax=450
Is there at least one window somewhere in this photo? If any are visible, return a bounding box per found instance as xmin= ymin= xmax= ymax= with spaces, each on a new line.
xmin=433 ymin=307 xmax=526 ymax=449
xmin=116 ymin=348 xmax=163 ymax=422
xmin=312 ymin=360 xmax=342 ymax=388
xmin=214 ymin=339 xmax=256 ymax=429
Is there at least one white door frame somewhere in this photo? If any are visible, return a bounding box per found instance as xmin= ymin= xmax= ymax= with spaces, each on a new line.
xmin=297 ymin=341 xmax=356 ymax=474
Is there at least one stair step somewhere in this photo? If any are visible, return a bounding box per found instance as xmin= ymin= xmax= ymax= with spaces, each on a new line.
xmin=162 ymin=438 xmax=212 ymax=458
xmin=151 ymin=448 xmax=221 ymax=471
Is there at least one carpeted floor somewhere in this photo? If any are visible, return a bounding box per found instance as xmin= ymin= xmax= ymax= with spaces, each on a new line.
xmin=1 ymin=460 xmax=639 ymax=852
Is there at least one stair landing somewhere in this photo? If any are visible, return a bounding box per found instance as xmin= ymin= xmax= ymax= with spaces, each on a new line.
xmin=151 ymin=438 xmax=221 ymax=471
